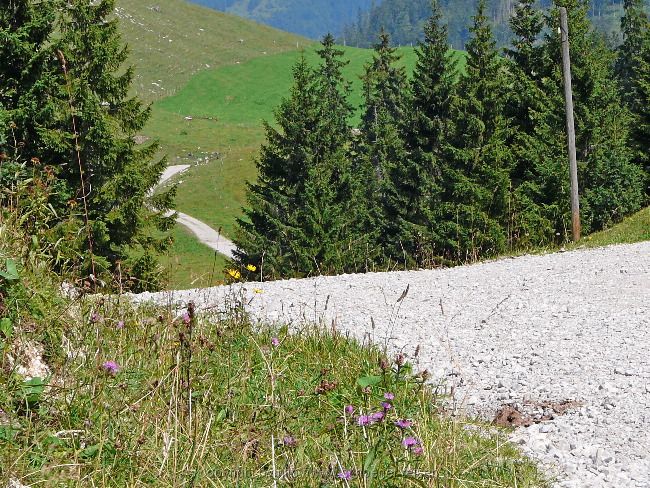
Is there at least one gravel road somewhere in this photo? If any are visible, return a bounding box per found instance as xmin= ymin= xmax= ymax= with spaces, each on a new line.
xmin=158 ymin=165 xmax=237 ymax=258
xmin=135 ymin=242 xmax=650 ymax=487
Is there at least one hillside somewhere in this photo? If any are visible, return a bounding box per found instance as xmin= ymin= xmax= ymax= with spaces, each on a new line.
xmin=114 ymin=0 xmax=308 ymax=102
xmin=188 ymin=0 xmax=374 ymax=39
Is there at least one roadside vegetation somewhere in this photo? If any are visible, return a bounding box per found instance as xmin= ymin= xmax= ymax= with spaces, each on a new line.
xmin=0 ymin=215 xmax=546 ymax=486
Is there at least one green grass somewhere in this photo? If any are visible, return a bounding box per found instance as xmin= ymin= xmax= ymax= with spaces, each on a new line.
xmin=116 ymin=0 xmax=309 ymax=103
xmin=0 ymin=225 xmax=547 ymax=485
xmin=569 ymin=206 xmax=650 ymax=249
xmin=159 ymin=225 xmax=228 ymax=289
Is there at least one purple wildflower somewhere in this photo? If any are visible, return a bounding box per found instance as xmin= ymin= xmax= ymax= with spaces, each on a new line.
xmin=370 ymin=411 xmax=385 ymax=422
xmin=271 ymin=337 xmax=280 ymax=347
xmin=402 ymin=436 xmax=420 ymax=449
xmin=116 ymin=320 xmax=125 ymax=329
xmin=102 ymin=360 xmax=120 ymax=375
xmin=381 ymin=402 xmax=392 ymax=410
xmin=344 ymin=405 xmax=355 ymax=416
xmin=90 ymin=312 xmax=101 ymax=323
xmin=337 ymin=470 xmax=352 ymax=481
xmin=182 ymin=312 xmax=191 ymax=324
xmin=282 ymin=436 xmax=297 ymax=447
xmin=395 ymin=419 xmax=413 ymax=429
xmin=412 ymin=446 xmax=424 ymax=456
xmin=357 ymin=415 xmax=371 ymax=426
xmin=384 ymin=392 xmax=395 ymax=400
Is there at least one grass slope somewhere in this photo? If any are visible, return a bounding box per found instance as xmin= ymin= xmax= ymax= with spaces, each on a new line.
xmin=0 ymin=222 xmax=546 ymax=485
xmin=116 ymin=0 xmax=308 ymax=103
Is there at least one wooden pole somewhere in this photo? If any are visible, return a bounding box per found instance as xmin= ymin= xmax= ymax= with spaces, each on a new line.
xmin=559 ymin=7 xmax=581 ymax=242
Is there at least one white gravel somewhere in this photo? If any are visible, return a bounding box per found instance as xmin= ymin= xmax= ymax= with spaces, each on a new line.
xmin=134 ymin=242 xmax=650 ymax=487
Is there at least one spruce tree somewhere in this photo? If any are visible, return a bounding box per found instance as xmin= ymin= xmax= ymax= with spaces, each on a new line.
xmin=438 ymin=0 xmax=513 ymax=262
xmin=358 ymin=32 xmax=411 ymax=265
xmin=235 ymin=36 xmax=367 ymax=279
xmin=0 ymin=1 xmax=58 ymax=179
xmin=504 ymin=0 xmax=559 ymax=246
xmin=618 ymin=0 xmax=650 ymax=185
xmin=402 ymin=0 xmax=459 ymax=263
xmin=632 ymin=25 xmax=650 ymax=181
xmin=1 ymin=0 xmax=174 ymax=290
xmin=538 ymin=1 xmax=644 ymax=233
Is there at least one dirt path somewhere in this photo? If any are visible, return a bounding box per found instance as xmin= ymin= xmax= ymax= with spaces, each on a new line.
xmin=158 ymin=165 xmax=237 ymax=259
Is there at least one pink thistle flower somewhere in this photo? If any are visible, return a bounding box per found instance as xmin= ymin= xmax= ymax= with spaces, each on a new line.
xmin=402 ymin=436 xmax=420 ymax=449
xmin=344 ymin=405 xmax=355 ymax=416
xmin=384 ymin=392 xmax=395 ymax=400
xmin=381 ymin=402 xmax=392 ymax=410
xmin=356 ymin=415 xmax=371 ymax=426
xmin=90 ymin=312 xmax=101 ymax=323
xmin=116 ymin=320 xmax=125 ymax=329
xmin=370 ymin=411 xmax=384 ymax=422
xmin=282 ymin=436 xmax=297 ymax=447
xmin=182 ymin=312 xmax=191 ymax=324
xmin=102 ymin=360 xmax=120 ymax=375
xmin=337 ymin=470 xmax=352 ymax=481
xmin=271 ymin=337 xmax=280 ymax=347
xmin=395 ymin=419 xmax=413 ymax=429
xmin=412 ymin=446 xmax=424 ymax=455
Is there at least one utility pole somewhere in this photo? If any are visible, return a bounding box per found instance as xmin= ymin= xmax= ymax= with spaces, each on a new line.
xmin=560 ymin=6 xmax=581 ymax=242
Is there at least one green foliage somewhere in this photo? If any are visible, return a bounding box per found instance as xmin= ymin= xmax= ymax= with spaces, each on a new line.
xmin=234 ymin=37 xmax=373 ymax=279
xmin=343 ymin=0 xmax=649 ymax=50
xmin=0 ymin=0 xmax=176 ymax=291
xmin=618 ymin=0 xmax=650 ymax=184
xmin=437 ymin=0 xmax=514 ymax=261
xmin=357 ymin=32 xmax=412 ymax=265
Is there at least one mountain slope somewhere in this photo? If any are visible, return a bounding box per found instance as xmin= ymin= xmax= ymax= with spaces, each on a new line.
xmin=115 ymin=0 xmax=308 ymax=102
xmin=188 ymin=0 xmax=374 ymax=39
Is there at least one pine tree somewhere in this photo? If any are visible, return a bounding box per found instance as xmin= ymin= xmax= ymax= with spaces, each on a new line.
xmin=539 ymin=0 xmax=644 ymax=233
xmin=632 ymin=26 xmax=650 ymax=181
xmin=617 ymin=0 xmax=649 ymax=96
xmin=234 ymin=56 xmax=318 ymax=277
xmin=0 ymin=0 xmax=174 ymax=290
xmin=438 ymin=0 xmax=513 ymax=262
xmin=618 ymin=0 xmax=650 ymax=185
xmin=504 ymin=0 xmax=559 ymax=247
xmin=357 ymin=31 xmax=411 ymax=265
xmin=401 ymin=1 xmax=458 ymax=263
xmin=0 ymin=1 xmax=59 ymax=175
xmin=509 ymin=0 xmax=644 ymax=242
xmin=235 ymin=36 xmax=367 ymax=279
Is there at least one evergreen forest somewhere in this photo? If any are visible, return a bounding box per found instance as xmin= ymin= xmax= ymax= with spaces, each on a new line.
xmin=233 ymin=0 xmax=650 ymax=280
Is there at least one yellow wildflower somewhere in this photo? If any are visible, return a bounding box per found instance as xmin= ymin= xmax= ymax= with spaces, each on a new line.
xmin=246 ymin=264 xmax=257 ymax=272
xmin=227 ymin=269 xmax=241 ymax=280
xmin=253 ymin=288 xmax=263 ymax=294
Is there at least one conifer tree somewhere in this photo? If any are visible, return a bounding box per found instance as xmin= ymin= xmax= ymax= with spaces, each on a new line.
xmin=632 ymin=26 xmax=650 ymax=180
xmin=1 ymin=0 xmax=174 ymax=290
xmin=438 ymin=0 xmax=513 ymax=261
xmin=504 ymin=0 xmax=558 ymax=246
xmin=402 ymin=0 xmax=459 ymax=262
xmin=618 ymin=0 xmax=650 ymax=184
xmin=235 ymin=36 xmax=366 ymax=279
xmin=357 ymin=32 xmax=411 ymax=264
xmin=0 ymin=1 xmax=58 ymax=175
xmin=536 ymin=0 xmax=644 ymax=233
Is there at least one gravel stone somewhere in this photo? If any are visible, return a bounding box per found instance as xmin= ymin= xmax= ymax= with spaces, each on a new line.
xmin=134 ymin=242 xmax=650 ymax=487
